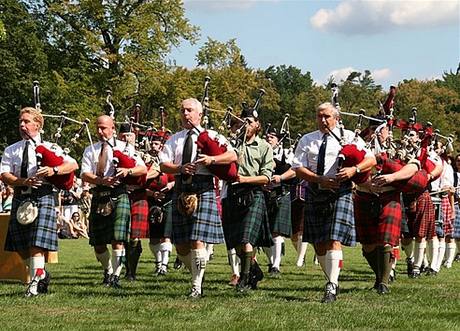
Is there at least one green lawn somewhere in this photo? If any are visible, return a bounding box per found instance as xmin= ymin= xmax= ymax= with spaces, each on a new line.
xmin=1 ymin=239 xmax=459 ymax=330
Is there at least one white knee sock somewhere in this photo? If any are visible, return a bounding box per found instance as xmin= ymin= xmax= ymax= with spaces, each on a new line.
xmin=96 ymin=250 xmax=113 ymax=274
xmin=205 ymin=243 xmax=214 ymax=261
xmin=149 ymin=243 xmax=162 ymax=268
xmin=272 ymin=236 xmax=283 ymax=269
xmin=427 ymin=238 xmax=439 ymax=270
xmin=160 ymin=242 xmax=172 ymax=267
xmin=191 ymin=248 xmax=207 ymax=292
xmin=325 ymin=250 xmax=342 ymax=287
xmin=296 ymin=240 xmax=308 ymax=267
xmin=228 ymin=249 xmax=240 ymax=277
xmin=413 ymin=241 xmax=426 ymax=269
xmin=435 ymin=241 xmax=446 ymax=271
xmin=445 ymin=242 xmax=456 ymax=267
xmin=111 ymin=249 xmax=124 ymax=277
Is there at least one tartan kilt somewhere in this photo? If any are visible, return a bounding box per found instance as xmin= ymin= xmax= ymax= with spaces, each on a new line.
xmin=303 ymin=188 xmax=356 ymax=246
xmin=432 ymin=196 xmax=444 ymax=237
xmin=354 ymin=190 xmax=402 ymax=246
xmin=266 ymin=191 xmax=292 ymax=237
xmin=405 ymin=191 xmax=435 ymax=239
xmin=171 ymin=189 xmax=224 ymax=245
xmin=441 ymin=195 xmax=454 ymax=237
xmin=5 ymin=193 xmax=58 ymax=252
xmin=223 ymin=191 xmax=273 ymax=249
xmin=149 ymin=200 xmax=173 ymax=239
xmin=291 ymin=199 xmax=305 ymax=234
xmin=453 ymin=203 xmax=460 ymax=239
xmin=400 ymin=194 xmax=410 ymax=236
xmin=129 ymin=191 xmax=149 ymax=239
xmin=89 ymin=193 xmax=131 ymax=246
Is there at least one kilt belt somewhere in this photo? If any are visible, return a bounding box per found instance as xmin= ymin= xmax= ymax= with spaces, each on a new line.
xmin=174 ymin=174 xmax=214 ymax=194
xmin=13 ymin=184 xmax=54 ymax=200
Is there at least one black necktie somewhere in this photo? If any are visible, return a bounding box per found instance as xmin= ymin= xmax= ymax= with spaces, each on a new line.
xmin=21 ymin=140 xmax=30 ymax=178
xmin=317 ymin=134 xmax=328 ymax=176
xmin=182 ymin=131 xmax=193 ymax=165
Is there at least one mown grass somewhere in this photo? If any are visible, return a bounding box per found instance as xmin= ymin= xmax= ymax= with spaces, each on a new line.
xmin=1 ymin=239 xmax=459 ymax=330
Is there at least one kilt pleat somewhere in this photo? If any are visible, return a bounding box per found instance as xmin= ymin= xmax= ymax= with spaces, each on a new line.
xmin=223 ymin=191 xmax=273 ymax=249
xmin=171 ymin=190 xmax=224 ymax=245
xmin=129 ymin=192 xmax=149 ymax=239
xmin=303 ymin=189 xmax=356 ymax=247
xmin=89 ymin=193 xmax=131 ymax=246
xmin=267 ymin=192 xmax=292 ymax=237
xmin=354 ymin=191 xmax=402 ymax=246
xmin=441 ymin=196 xmax=454 ymax=237
xmin=405 ymin=191 xmax=435 ymax=239
xmin=5 ymin=193 xmax=58 ymax=252
xmin=453 ymin=203 xmax=460 ymax=239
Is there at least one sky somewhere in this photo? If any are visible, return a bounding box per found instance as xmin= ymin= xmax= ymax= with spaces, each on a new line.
xmin=169 ymin=0 xmax=460 ymax=88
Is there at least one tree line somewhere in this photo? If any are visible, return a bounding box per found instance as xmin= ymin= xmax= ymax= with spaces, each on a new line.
xmin=1 ymin=0 xmax=459 ymax=159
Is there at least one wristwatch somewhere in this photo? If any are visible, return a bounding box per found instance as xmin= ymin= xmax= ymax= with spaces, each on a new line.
xmin=355 ymin=165 xmax=361 ymax=174
xmin=53 ymin=166 xmax=59 ymax=175
xmin=127 ymin=169 xmax=133 ymax=176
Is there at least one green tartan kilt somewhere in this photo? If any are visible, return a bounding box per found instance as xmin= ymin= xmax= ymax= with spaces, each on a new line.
xmin=89 ymin=193 xmax=131 ymax=246
xmin=267 ymin=191 xmax=292 ymax=237
xmin=222 ymin=191 xmax=273 ymax=249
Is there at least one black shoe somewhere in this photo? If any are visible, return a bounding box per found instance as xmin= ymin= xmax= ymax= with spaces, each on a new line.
xmin=425 ymin=267 xmax=438 ymax=276
xmin=321 ymin=282 xmax=338 ymax=303
xmin=158 ymin=264 xmax=168 ymax=276
xmin=110 ymin=275 xmax=122 ymax=289
xmin=409 ymin=268 xmax=421 ymax=278
xmin=454 ymin=254 xmax=460 ymax=262
xmin=406 ymin=257 xmax=414 ymax=276
xmin=188 ymin=287 xmax=202 ymax=299
xmin=37 ymin=270 xmax=51 ymax=294
xmin=269 ymin=267 xmax=280 ymax=278
xmin=102 ymin=269 xmax=112 ymax=286
xmin=173 ymin=257 xmax=183 ymax=270
xmin=236 ymin=273 xmax=251 ymax=293
xmin=377 ymin=283 xmax=390 ymax=295
xmin=25 ymin=277 xmax=40 ymax=298
xmin=250 ymin=261 xmax=264 ymax=289
xmin=208 ymin=253 xmax=214 ymax=261
xmin=267 ymin=263 xmax=273 ymax=273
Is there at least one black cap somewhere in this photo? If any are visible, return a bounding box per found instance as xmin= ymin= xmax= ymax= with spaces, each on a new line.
xmin=240 ymin=102 xmax=258 ymax=120
xmin=119 ymin=123 xmax=131 ymax=134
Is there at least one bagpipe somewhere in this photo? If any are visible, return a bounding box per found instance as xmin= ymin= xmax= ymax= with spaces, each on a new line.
xmin=27 ymin=81 xmax=94 ymax=190
xmin=323 ymin=83 xmax=371 ymax=184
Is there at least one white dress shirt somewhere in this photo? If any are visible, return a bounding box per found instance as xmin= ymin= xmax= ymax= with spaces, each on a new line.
xmin=291 ymin=127 xmax=372 ymax=177
xmin=159 ymin=126 xmax=234 ymax=176
xmin=0 ymin=135 xmax=76 ymax=178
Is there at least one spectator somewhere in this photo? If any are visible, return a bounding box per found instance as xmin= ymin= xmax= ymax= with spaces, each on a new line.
xmin=2 ymin=185 xmax=13 ymax=212
xmin=61 ymin=177 xmax=82 ymax=221
xmin=56 ymin=209 xmax=77 ymax=239
xmin=71 ymin=212 xmax=89 ymax=239
xmin=79 ymin=189 xmax=92 ymax=228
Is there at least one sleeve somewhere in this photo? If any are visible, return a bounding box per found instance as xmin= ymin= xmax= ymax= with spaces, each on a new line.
xmin=444 ymin=164 xmax=454 ymax=187
xmin=259 ymin=143 xmax=275 ymax=179
xmin=0 ymin=146 xmax=13 ymax=175
xmin=159 ymin=139 xmax=175 ymax=164
xmin=291 ymin=136 xmax=308 ymax=169
xmin=80 ymin=146 xmax=94 ymax=175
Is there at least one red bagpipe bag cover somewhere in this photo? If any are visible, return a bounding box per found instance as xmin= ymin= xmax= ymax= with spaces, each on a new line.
xmin=112 ymin=150 xmax=146 ymax=186
xmin=35 ymin=145 xmax=74 ymax=190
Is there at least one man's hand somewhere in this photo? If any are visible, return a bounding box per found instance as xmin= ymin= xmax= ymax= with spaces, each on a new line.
xmin=336 ymin=166 xmax=356 ymax=182
xmin=180 ymin=162 xmax=197 ymax=175
xmin=36 ymin=166 xmax=53 ymax=178
xmin=23 ymin=177 xmax=43 ymax=188
xmin=115 ymin=167 xmax=131 ymax=178
xmin=196 ymin=154 xmax=215 ymax=166
xmin=318 ymin=176 xmax=340 ymax=190
xmin=99 ymin=176 xmax=120 ymax=187
xmin=372 ymin=174 xmax=395 ymax=187
xmin=271 ymin=175 xmax=282 ymax=184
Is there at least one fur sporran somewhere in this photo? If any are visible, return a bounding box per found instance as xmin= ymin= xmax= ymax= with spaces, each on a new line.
xmin=16 ymin=199 xmax=39 ymax=225
xmin=95 ymin=197 xmax=115 ymax=216
xmin=177 ymin=193 xmax=198 ymax=217
xmin=149 ymin=206 xmax=164 ymax=224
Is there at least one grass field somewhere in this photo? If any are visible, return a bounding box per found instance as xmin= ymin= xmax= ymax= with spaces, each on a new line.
xmin=1 ymin=239 xmax=460 ymax=330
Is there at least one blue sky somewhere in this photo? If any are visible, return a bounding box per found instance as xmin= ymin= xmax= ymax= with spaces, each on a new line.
xmin=169 ymin=0 xmax=460 ymax=88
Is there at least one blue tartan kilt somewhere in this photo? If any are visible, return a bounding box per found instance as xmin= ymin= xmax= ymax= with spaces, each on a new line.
xmin=171 ymin=189 xmax=224 ymax=245
xmin=5 ymin=193 xmax=58 ymax=252
xmin=89 ymin=193 xmax=131 ymax=246
xmin=303 ymin=188 xmax=356 ymax=247
xmin=453 ymin=204 xmax=460 ymax=239
xmin=222 ymin=191 xmax=273 ymax=249
xmin=267 ymin=191 xmax=292 ymax=237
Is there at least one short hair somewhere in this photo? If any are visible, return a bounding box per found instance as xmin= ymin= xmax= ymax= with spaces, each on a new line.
xmin=182 ymin=98 xmax=203 ymax=114
xmin=20 ymin=107 xmax=44 ymax=129
xmin=317 ymin=102 xmax=339 ymax=118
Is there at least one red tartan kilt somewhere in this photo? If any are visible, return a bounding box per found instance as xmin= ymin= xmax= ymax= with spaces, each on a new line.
xmin=354 ymin=191 xmax=402 ymax=246
xmin=441 ymin=196 xmax=454 ymax=236
xmin=406 ymin=191 xmax=435 ymax=239
xmin=129 ymin=191 xmax=149 ymax=239
xmin=382 ymin=158 xmax=428 ymax=194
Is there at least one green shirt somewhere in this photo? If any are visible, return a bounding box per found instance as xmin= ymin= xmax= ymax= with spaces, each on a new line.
xmin=237 ymin=136 xmax=274 ymax=180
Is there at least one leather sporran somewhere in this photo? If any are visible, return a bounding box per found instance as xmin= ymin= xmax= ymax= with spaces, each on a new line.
xmin=95 ymin=197 xmax=115 ymax=216
xmin=177 ymin=193 xmax=198 ymax=217
xmin=16 ymin=199 xmax=39 ymax=225
xmin=149 ymin=206 xmax=164 ymax=224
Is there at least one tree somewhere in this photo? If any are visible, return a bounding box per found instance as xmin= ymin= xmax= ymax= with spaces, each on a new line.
xmin=196 ymin=38 xmax=246 ymax=70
